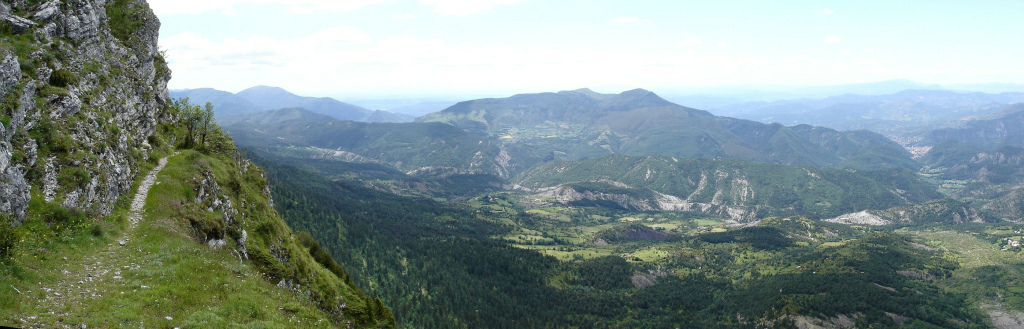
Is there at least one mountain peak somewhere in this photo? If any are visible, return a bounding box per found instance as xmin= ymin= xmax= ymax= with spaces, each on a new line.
xmin=601 ymin=88 xmax=677 ymax=111
xmin=238 ymin=85 xmax=294 ymax=95
xmin=233 ymin=85 xmax=370 ymax=120
xmin=620 ymin=88 xmax=653 ymax=95
xmin=558 ymin=88 xmax=615 ymax=102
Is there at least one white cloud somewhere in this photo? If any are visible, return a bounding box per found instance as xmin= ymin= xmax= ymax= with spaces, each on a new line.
xmin=164 ymin=27 xmax=802 ymax=94
xmin=824 ymin=35 xmax=842 ymax=44
xmin=147 ymin=0 xmax=389 ymax=16
xmin=861 ymin=48 xmax=875 ymax=53
xmin=838 ymin=50 xmax=851 ymax=55
xmin=611 ymin=16 xmax=640 ymax=23
xmin=680 ymin=38 xmax=702 ymax=47
xmin=823 ymin=8 xmax=834 ymax=15
xmin=163 ymin=25 xmax=1012 ymax=96
xmin=716 ymin=42 xmax=727 ymax=48
xmin=301 ymin=26 xmax=373 ymax=46
xmin=786 ymin=55 xmax=810 ymax=62
xmin=161 ymin=26 xmax=372 ymax=75
xmin=419 ymin=0 xmax=525 ymax=16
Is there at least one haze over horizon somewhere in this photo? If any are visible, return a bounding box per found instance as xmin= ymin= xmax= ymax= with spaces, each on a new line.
xmin=152 ymin=0 xmax=1024 ymax=98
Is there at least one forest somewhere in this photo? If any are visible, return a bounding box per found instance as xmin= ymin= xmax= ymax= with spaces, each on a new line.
xmin=252 ymin=150 xmax=1008 ymax=328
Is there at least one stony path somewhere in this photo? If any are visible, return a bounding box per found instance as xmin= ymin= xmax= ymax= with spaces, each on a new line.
xmin=17 ymin=154 xmax=174 ymax=328
xmin=129 ymin=155 xmax=172 ymax=225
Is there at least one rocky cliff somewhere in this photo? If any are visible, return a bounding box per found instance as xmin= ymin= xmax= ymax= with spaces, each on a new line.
xmin=1 ymin=0 xmax=170 ymax=224
xmin=0 ymin=1 xmax=395 ymax=327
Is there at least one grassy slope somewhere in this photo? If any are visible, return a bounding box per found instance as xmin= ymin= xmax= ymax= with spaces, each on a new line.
xmin=1 ymin=148 xmax=393 ymax=328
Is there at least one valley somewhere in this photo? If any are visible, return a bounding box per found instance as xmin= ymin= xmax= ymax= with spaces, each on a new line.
xmin=1 ymin=0 xmax=1022 ymax=328
xmin=221 ymin=87 xmax=1024 ymax=328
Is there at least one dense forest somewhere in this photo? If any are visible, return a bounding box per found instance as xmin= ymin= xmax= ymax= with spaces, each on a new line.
xmin=253 ymin=151 xmax=992 ymax=328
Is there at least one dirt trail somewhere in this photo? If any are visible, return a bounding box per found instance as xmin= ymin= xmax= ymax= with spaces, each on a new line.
xmin=17 ymin=154 xmax=174 ymax=328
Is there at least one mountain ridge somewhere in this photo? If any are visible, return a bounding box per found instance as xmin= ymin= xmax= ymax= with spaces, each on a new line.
xmin=169 ymin=86 xmax=419 ymax=123
xmin=418 ymin=88 xmax=917 ymax=170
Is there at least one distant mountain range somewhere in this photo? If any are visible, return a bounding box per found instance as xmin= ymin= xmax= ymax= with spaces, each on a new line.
xmin=220 ymin=106 xmax=939 ymax=221
xmin=416 ymin=88 xmax=917 ymax=171
xmin=704 ymin=90 xmax=1024 ymax=138
xmin=170 ymin=86 xmax=414 ymax=123
xmin=214 ymin=87 xmax=1024 ymax=223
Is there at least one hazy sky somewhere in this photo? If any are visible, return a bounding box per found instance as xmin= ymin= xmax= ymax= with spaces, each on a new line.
xmin=150 ymin=0 xmax=1024 ymax=98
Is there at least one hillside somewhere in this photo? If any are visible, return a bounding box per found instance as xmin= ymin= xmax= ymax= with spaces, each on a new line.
xmin=919 ymin=103 xmax=1024 ymax=149
xmin=825 ymin=198 xmax=990 ymax=226
xmin=223 ymin=108 xmax=537 ymax=178
xmin=362 ymin=109 xmax=414 ymax=123
xmin=513 ymin=154 xmax=941 ymax=220
xmin=417 ymin=88 xmax=917 ymax=170
xmin=0 ymin=1 xmax=391 ymax=327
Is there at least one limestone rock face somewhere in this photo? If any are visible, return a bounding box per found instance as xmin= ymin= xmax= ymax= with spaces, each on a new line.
xmin=0 ymin=0 xmax=171 ymax=224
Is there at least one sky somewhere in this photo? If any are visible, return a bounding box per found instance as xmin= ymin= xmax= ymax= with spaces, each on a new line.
xmin=150 ymin=0 xmax=1024 ymax=99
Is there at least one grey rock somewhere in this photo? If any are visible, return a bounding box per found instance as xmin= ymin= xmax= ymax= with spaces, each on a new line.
xmin=42 ymin=157 xmax=57 ymax=202
xmin=0 ymin=52 xmax=19 ymax=106
xmin=0 ymin=13 xmax=36 ymax=34
xmin=50 ymin=92 xmax=82 ymax=119
xmin=0 ymin=0 xmax=170 ymax=223
xmin=12 ymin=81 xmax=36 ymax=136
xmin=0 ymin=167 xmax=30 ymax=224
xmin=0 ymin=140 xmax=8 ymax=173
xmin=32 ymin=1 xmax=61 ymax=22
xmin=56 ymin=1 xmax=103 ymax=43
xmin=207 ymin=239 xmax=226 ymax=249
xmin=239 ymin=230 xmax=249 ymax=258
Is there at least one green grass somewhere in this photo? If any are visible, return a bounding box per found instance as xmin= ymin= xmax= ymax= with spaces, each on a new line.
xmin=626 ymin=247 xmax=671 ymax=262
xmin=694 ymin=219 xmax=722 ymax=226
xmin=0 ymin=153 xmax=338 ymax=327
xmin=517 ymin=245 xmax=615 ymax=261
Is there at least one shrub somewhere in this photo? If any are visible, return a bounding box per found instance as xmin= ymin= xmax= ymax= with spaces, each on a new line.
xmin=0 ymin=214 xmax=17 ymax=261
xmin=248 ymin=246 xmax=284 ymax=281
xmin=48 ymin=69 xmax=78 ymax=88
xmin=33 ymin=203 xmax=89 ymax=237
xmin=39 ymin=85 xmax=70 ymax=98
xmin=184 ymin=208 xmax=224 ymax=242
xmin=90 ymin=222 xmax=104 ymax=237
xmin=58 ymin=166 xmax=90 ymax=188
xmin=105 ymin=0 xmax=150 ymax=46
xmin=147 ymin=134 xmax=163 ymax=148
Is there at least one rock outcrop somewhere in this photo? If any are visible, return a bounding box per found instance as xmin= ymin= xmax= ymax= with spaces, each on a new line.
xmin=825 ymin=199 xmax=990 ymax=225
xmin=0 ymin=0 xmax=171 ymax=224
xmin=525 ymin=182 xmax=759 ymax=222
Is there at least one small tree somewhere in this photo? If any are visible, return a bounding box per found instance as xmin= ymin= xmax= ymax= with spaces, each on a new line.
xmin=201 ymin=102 xmax=214 ymax=145
xmin=170 ymin=97 xmax=221 ymax=151
xmin=172 ymin=97 xmax=204 ymax=149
